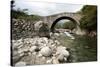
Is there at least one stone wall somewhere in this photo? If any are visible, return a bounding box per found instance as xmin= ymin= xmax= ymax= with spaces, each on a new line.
xmin=12 ymin=19 xmax=50 ymax=40
xmin=12 ymin=19 xmax=37 ymax=40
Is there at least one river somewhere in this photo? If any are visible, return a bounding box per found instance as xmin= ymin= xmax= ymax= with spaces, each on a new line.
xmin=56 ymin=34 xmax=97 ymax=63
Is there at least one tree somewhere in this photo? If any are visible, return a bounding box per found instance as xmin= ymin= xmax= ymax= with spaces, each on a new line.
xmin=63 ymin=21 xmax=75 ymax=30
xmin=80 ymin=5 xmax=97 ymax=32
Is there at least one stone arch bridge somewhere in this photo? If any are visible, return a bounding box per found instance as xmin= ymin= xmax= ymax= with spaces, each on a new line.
xmin=40 ymin=12 xmax=85 ymax=35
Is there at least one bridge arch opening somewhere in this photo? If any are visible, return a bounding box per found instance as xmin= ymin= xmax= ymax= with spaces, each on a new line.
xmin=50 ymin=16 xmax=78 ymax=32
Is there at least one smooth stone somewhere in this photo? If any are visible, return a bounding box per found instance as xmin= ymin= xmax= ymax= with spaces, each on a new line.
xmin=46 ymin=59 xmax=52 ymax=64
xmin=57 ymin=54 xmax=64 ymax=62
xmin=56 ymin=46 xmax=70 ymax=58
xmin=40 ymin=47 xmax=52 ymax=57
xmin=29 ymin=46 xmax=37 ymax=52
xmin=54 ymin=33 xmax=60 ymax=37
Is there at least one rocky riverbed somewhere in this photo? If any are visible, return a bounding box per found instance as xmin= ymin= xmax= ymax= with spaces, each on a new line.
xmin=12 ymin=36 xmax=70 ymax=66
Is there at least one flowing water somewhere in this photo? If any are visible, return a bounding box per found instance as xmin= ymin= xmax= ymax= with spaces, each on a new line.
xmin=57 ymin=34 xmax=97 ymax=63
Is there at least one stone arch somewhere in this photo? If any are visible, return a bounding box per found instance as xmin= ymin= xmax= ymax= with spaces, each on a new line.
xmin=50 ymin=16 xmax=79 ymax=32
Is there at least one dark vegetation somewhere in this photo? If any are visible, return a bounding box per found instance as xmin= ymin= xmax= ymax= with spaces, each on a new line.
xmin=80 ymin=5 xmax=97 ymax=32
xmin=11 ymin=9 xmax=41 ymax=21
xmin=55 ymin=20 xmax=75 ymax=30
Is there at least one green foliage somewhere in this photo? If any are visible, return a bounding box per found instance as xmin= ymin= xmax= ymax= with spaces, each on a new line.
xmin=55 ymin=23 xmax=63 ymax=29
xmin=11 ymin=9 xmax=27 ymax=18
xmin=80 ymin=5 xmax=97 ymax=31
xmin=11 ymin=9 xmax=41 ymax=21
xmin=55 ymin=21 xmax=75 ymax=30
xmin=63 ymin=21 xmax=75 ymax=30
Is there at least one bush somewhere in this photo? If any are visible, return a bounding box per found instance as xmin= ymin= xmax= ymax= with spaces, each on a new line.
xmin=80 ymin=5 xmax=97 ymax=32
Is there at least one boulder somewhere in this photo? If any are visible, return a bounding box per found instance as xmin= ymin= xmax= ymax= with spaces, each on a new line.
xmin=38 ymin=23 xmax=50 ymax=38
xmin=34 ymin=21 xmax=43 ymax=31
xmin=56 ymin=46 xmax=70 ymax=62
xmin=40 ymin=47 xmax=52 ymax=57
xmin=57 ymin=54 xmax=64 ymax=62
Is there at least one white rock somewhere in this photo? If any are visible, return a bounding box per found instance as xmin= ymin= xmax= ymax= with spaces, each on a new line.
xmin=29 ymin=46 xmax=37 ymax=52
xmin=48 ymin=39 xmax=54 ymax=45
xmin=38 ymin=53 xmax=43 ymax=57
xmin=15 ymin=61 xmax=26 ymax=66
xmin=32 ymin=52 xmax=37 ymax=55
xmin=56 ymin=46 xmax=70 ymax=58
xmin=40 ymin=47 xmax=52 ymax=57
xmin=34 ymin=21 xmax=43 ymax=31
xmin=13 ymin=51 xmax=18 ymax=56
xmin=50 ymin=32 xmax=53 ymax=36
xmin=42 ymin=37 xmax=48 ymax=44
xmin=18 ymin=49 xmax=24 ymax=54
xmin=19 ymin=52 xmax=24 ymax=57
xmin=64 ymin=32 xmax=75 ymax=39
xmin=46 ymin=59 xmax=52 ymax=64
xmin=57 ymin=46 xmax=66 ymax=52
xmin=64 ymin=57 xmax=68 ymax=61
xmin=52 ymin=44 xmax=56 ymax=47
xmin=60 ymin=32 xmax=64 ymax=35
xmin=57 ymin=54 xmax=64 ymax=61
xmin=12 ymin=40 xmax=15 ymax=43
xmin=17 ymin=44 xmax=23 ymax=49
xmin=54 ymin=33 xmax=60 ymax=37
xmin=13 ymin=39 xmax=23 ymax=49
xmin=62 ymin=49 xmax=70 ymax=57
xmin=56 ymin=49 xmax=69 ymax=62
xmin=55 ymin=40 xmax=60 ymax=45
xmin=52 ymin=57 xmax=59 ymax=64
